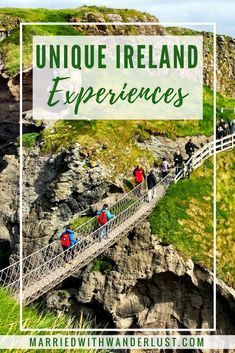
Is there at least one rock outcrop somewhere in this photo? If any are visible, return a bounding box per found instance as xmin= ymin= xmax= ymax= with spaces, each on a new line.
xmin=0 ymin=73 xmax=19 ymax=146
xmin=0 ymin=153 xmax=19 ymax=259
xmin=22 ymin=143 xmax=123 ymax=255
xmin=203 ymin=33 xmax=235 ymax=98
xmin=46 ymin=221 xmax=235 ymax=333
xmin=69 ymin=10 xmax=165 ymax=36
xmin=137 ymin=135 xmax=213 ymax=164
xmin=0 ymin=69 xmax=32 ymax=147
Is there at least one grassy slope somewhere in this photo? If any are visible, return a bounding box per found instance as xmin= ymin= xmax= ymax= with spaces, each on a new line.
xmin=0 ymin=288 xmax=65 ymax=334
xmin=39 ymin=86 xmax=234 ymax=178
xmin=42 ymin=120 xmax=155 ymax=178
xmin=149 ymin=159 xmax=213 ymax=268
xmin=0 ymin=288 xmax=97 ymax=351
xmin=216 ymin=150 xmax=235 ymax=285
xmin=149 ymin=150 xmax=235 ymax=287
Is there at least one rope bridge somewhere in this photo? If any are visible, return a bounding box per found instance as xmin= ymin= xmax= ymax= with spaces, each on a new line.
xmin=0 ymin=134 xmax=234 ymax=304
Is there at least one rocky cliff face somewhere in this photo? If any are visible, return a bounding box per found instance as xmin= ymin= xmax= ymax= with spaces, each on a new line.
xmin=203 ymin=33 xmax=235 ymax=98
xmin=46 ymin=221 xmax=235 ymax=333
xmin=0 ymin=69 xmax=32 ymax=147
xmin=0 ymin=73 xmax=19 ymax=146
xmin=0 ymin=153 xmax=19 ymax=262
xmin=22 ymin=143 xmax=123 ymax=255
xmin=0 ymin=143 xmax=123 ymax=261
xmin=137 ymin=135 xmax=213 ymax=164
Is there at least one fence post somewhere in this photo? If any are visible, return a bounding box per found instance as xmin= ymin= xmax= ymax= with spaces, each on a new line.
xmin=209 ymin=143 xmax=212 ymax=156
xmin=191 ymin=155 xmax=195 ymax=170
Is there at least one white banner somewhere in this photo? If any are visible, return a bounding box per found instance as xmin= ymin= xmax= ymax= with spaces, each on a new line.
xmin=33 ymin=35 xmax=203 ymax=120
xmin=0 ymin=335 xmax=235 ymax=349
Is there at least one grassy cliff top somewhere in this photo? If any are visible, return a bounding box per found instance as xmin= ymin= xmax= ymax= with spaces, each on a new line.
xmin=0 ymin=6 xmax=153 ymax=22
xmin=0 ymin=6 xmax=155 ymax=75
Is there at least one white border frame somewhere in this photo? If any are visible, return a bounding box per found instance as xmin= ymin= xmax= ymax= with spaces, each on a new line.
xmin=20 ymin=22 xmax=216 ymax=332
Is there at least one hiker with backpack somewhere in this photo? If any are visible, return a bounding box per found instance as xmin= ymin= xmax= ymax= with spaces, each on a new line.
xmin=60 ymin=225 xmax=78 ymax=261
xmin=133 ymin=165 xmax=145 ymax=197
xmin=185 ymin=138 xmax=199 ymax=160
xmin=147 ymin=169 xmax=157 ymax=202
xmin=97 ymin=204 xmax=115 ymax=241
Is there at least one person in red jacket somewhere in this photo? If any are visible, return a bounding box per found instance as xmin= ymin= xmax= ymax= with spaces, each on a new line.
xmin=133 ymin=165 xmax=145 ymax=197
xmin=60 ymin=225 xmax=78 ymax=261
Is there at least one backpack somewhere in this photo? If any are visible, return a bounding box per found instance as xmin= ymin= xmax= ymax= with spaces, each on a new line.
xmin=60 ymin=232 xmax=71 ymax=248
xmin=134 ymin=169 xmax=143 ymax=183
xmin=98 ymin=211 xmax=108 ymax=225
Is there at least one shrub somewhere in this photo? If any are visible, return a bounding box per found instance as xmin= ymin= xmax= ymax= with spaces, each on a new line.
xmin=20 ymin=132 xmax=41 ymax=147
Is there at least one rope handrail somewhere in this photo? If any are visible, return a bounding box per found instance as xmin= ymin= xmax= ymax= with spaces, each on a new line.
xmin=0 ymin=133 xmax=234 ymax=300
xmin=22 ymin=170 xmax=172 ymax=275
xmin=20 ymin=169 xmax=174 ymax=288
xmin=21 ymin=187 xmax=149 ymax=279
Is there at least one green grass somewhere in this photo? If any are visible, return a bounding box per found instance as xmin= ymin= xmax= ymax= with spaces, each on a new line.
xmin=41 ymin=85 xmax=233 ymax=150
xmin=91 ymin=258 xmax=115 ymax=274
xmin=72 ymin=216 xmax=92 ymax=229
xmin=0 ymin=288 xmax=108 ymax=352
xmin=0 ymin=6 xmax=150 ymax=23
xmin=19 ymin=132 xmax=41 ymax=147
xmin=149 ymin=151 xmax=235 ymax=287
xmin=149 ymin=158 xmax=214 ymax=269
xmin=42 ymin=119 xmax=155 ymax=178
xmin=0 ymin=288 xmax=91 ymax=334
xmin=216 ymin=150 xmax=235 ymax=286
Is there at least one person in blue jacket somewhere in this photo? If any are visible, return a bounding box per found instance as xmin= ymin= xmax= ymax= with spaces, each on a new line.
xmin=97 ymin=204 xmax=115 ymax=240
xmin=65 ymin=225 xmax=78 ymax=247
xmin=61 ymin=225 xmax=78 ymax=260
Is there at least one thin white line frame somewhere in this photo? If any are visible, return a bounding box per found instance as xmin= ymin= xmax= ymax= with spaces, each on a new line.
xmin=20 ymin=21 xmax=216 ymax=332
